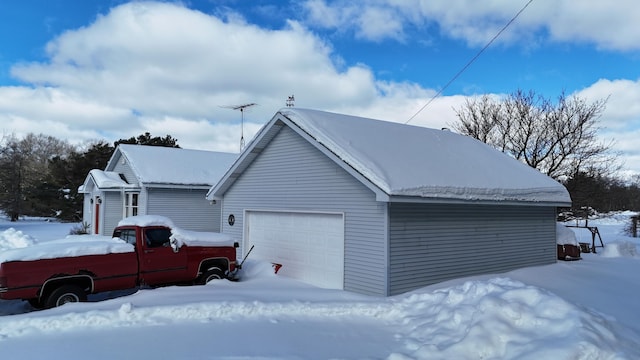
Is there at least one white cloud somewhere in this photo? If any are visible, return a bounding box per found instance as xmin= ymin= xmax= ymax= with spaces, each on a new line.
xmin=303 ymin=0 xmax=406 ymax=42
xmin=576 ymin=78 xmax=640 ymax=176
xmin=575 ymin=78 xmax=640 ymax=130
xmin=1 ymin=2 xmax=436 ymax=151
xmin=355 ymin=7 xmax=405 ymax=42
xmin=302 ymin=0 xmax=640 ymax=51
xmin=545 ymin=1 xmax=640 ymax=51
xmin=1 ymin=1 xmax=638 ymax=178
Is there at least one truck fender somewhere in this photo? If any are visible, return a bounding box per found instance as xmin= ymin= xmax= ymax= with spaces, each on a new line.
xmin=198 ymin=258 xmax=230 ymax=276
xmin=40 ymin=274 xmax=94 ymax=300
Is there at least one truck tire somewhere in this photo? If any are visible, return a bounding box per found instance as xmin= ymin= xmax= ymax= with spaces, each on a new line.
xmin=28 ymin=298 xmax=44 ymax=309
xmin=198 ymin=267 xmax=225 ymax=285
xmin=44 ymin=285 xmax=87 ymax=308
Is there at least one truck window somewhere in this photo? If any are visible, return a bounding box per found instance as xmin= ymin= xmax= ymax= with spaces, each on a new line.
xmin=114 ymin=229 xmax=137 ymax=246
xmin=145 ymin=228 xmax=172 ymax=248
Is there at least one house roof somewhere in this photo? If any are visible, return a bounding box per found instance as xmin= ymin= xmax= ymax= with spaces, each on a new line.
xmin=91 ymin=169 xmax=135 ymax=189
xmin=208 ymin=108 xmax=571 ymax=206
xmin=78 ymin=169 xmax=136 ymax=193
xmin=106 ymin=144 xmax=238 ymax=187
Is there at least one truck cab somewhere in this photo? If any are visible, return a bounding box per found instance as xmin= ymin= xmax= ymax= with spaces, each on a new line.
xmin=112 ymin=223 xmax=239 ymax=287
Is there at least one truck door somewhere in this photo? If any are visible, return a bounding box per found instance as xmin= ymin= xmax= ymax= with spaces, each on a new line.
xmin=138 ymin=227 xmax=189 ymax=285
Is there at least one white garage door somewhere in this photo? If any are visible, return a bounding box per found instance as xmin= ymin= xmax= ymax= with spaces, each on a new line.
xmin=245 ymin=210 xmax=344 ymax=290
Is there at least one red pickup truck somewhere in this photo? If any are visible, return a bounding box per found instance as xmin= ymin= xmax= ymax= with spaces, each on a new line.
xmin=0 ymin=216 xmax=239 ymax=309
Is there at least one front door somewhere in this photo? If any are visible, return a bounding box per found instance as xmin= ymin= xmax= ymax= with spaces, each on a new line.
xmin=138 ymin=227 xmax=189 ymax=285
xmin=94 ymin=197 xmax=101 ymax=235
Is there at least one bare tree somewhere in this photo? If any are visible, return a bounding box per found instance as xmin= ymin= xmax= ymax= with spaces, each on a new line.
xmin=453 ymin=89 xmax=618 ymax=179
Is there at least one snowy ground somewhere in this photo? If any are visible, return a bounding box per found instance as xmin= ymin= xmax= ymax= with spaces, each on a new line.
xmin=1 ymin=214 xmax=639 ymax=359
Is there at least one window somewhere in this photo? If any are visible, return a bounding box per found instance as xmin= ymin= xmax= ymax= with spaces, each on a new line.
xmin=145 ymin=228 xmax=172 ymax=248
xmin=125 ymin=193 xmax=139 ymax=217
xmin=113 ymin=229 xmax=137 ymax=246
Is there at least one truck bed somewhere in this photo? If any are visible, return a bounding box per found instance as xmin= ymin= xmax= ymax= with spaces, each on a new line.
xmin=1 ymin=237 xmax=138 ymax=300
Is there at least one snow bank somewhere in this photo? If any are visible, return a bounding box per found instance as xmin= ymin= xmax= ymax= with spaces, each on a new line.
xmin=590 ymin=211 xmax=638 ymax=225
xmin=556 ymin=223 xmax=578 ymax=245
xmin=0 ymin=230 xmax=133 ymax=264
xmin=0 ymin=228 xmax=37 ymax=252
xmin=390 ymin=277 xmax=622 ymax=359
xmin=0 ymin=274 xmax=627 ymax=359
xmin=600 ymin=241 xmax=638 ymax=258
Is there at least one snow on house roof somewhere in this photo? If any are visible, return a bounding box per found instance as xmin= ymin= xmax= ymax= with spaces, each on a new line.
xmin=210 ymin=108 xmax=571 ymax=205
xmin=78 ymin=169 xmax=136 ymax=193
xmin=90 ymin=169 xmax=135 ymax=188
xmin=111 ymin=144 xmax=237 ymax=187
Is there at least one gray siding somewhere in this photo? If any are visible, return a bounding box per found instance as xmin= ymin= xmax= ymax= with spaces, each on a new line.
xmin=103 ymin=192 xmax=124 ymax=236
xmin=111 ymin=153 xmax=139 ymax=186
xmin=388 ymin=203 xmax=557 ymax=295
xmin=221 ymin=126 xmax=389 ymax=296
xmin=147 ymin=188 xmax=221 ymax=232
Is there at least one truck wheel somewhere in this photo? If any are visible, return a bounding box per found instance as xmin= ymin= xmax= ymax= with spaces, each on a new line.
xmin=44 ymin=285 xmax=87 ymax=308
xmin=28 ymin=298 xmax=44 ymax=309
xmin=198 ymin=268 xmax=225 ymax=285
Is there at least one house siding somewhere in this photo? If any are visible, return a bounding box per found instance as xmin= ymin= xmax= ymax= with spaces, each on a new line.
xmin=103 ymin=191 xmax=124 ymax=236
xmin=110 ymin=153 xmax=139 ymax=186
xmin=147 ymin=188 xmax=221 ymax=232
xmin=221 ymin=126 xmax=389 ymax=296
xmin=388 ymin=203 xmax=557 ymax=295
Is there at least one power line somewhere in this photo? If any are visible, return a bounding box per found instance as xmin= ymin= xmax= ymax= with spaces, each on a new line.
xmin=406 ymin=0 xmax=535 ymax=124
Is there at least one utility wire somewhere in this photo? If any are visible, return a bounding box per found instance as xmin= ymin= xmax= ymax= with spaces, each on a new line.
xmin=406 ymin=0 xmax=535 ymax=124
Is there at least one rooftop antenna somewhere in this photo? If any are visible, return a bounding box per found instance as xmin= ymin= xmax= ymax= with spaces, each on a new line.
xmin=286 ymin=95 xmax=295 ymax=107
xmin=222 ymin=103 xmax=256 ymax=152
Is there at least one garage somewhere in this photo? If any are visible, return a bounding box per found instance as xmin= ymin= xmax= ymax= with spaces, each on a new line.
xmin=208 ymin=108 xmax=571 ymax=296
xmin=244 ymin=210 xmax=345 ymax=289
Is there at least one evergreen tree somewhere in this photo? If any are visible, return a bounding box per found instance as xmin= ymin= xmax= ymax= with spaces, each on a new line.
xmin=49 ymin=141 xmax=115 ymax=221
xmin=115 ymin=132 xmax=180 ymax=148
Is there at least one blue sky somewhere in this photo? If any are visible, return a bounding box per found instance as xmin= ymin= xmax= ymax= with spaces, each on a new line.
xmin=0 ymin=0 xmax=639 ymax=177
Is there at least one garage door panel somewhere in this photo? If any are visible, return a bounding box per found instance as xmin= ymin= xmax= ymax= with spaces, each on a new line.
xmin=245 ymin=211 xmax=344 ymax=290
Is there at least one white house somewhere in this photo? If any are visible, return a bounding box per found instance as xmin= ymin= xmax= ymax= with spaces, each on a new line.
xmin=80 ymin=144 xmax=236 ymax=236
xmin=207 ymin=108 xmax=571 ymax=296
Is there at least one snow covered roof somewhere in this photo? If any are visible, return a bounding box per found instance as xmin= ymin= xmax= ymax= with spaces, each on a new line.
xmin=209 ymin=108 xmax=571 ymax=206
xmin=78 ymin=169 xmax=136 ymax=193
xmin=94 ymin=169 xmax=134 ymax=188
xmin=108 ymin=144 xmax=237 ymax=187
